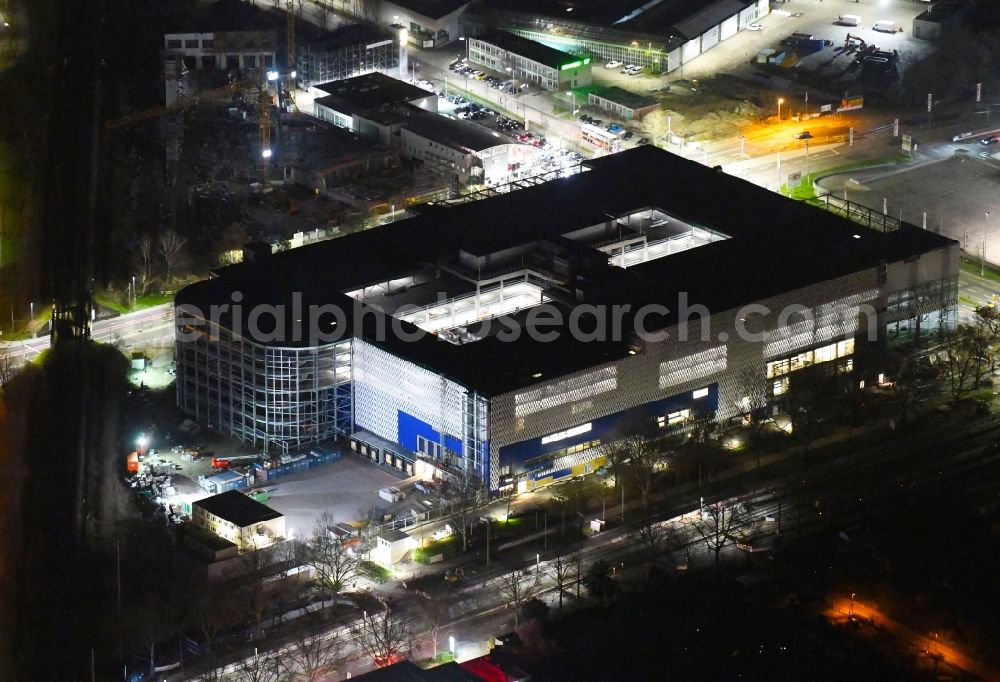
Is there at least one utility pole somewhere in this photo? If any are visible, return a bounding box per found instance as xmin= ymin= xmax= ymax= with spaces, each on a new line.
xmin=983 ymin=211 xmax=991 ymax=276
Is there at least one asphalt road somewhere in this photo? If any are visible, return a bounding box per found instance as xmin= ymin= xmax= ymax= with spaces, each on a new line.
xmin=1 ymin=303 xmax=173 ymax=367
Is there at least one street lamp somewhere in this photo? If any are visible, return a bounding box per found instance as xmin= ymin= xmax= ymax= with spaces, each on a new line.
xmin=777 ymin=97 xmax=784 ymax=121
xmin=449 ymin=635 xmax=456 ymax=657
xmin=983 ymin=211 xmax=991 ymax=275
xmin=136 ymin=435 xmax=149 ymax=455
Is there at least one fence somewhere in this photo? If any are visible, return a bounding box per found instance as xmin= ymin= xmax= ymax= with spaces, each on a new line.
xmin=817 ymin=193 xmax=901 ymax=232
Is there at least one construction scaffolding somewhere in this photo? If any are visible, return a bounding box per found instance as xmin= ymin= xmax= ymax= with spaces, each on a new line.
xmin=298 ymin=28 xmax=398 ymax=85
xmin=176 ymin=321 xmax=353 ymax=454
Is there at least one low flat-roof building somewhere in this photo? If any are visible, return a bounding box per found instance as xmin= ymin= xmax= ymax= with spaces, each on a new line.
xmin=467 ymin=31 xmax=592 ymax=91
xmin=177 ymin=146 xmax=957 ymax=493
xmin=587 ymin=86 xmax=660 ymax=121
xmin=912 ymin=2 xmax=968 ymax=41
xmin=397 ymin=108 xmax=540 ymax=186
xmin=192 ymin=490 xmax=285 ymax=551
xmin=373 ymin=528 xmax=415 ymax=567
xmin=310 ymin=72 xmax=438 ymax=131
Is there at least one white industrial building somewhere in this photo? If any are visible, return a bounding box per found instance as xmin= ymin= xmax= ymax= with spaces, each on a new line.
xmin=473 ymin=0 xmax=769 ymax=74
xmin=467 ymin=31 xmax=592 ymax=92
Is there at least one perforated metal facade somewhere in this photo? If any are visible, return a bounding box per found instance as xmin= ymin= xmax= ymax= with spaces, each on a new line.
xmin=352 ymin=339 xmax=489 ymax=482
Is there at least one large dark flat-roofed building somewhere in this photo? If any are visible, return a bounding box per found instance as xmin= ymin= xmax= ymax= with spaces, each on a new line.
xmin=176 ymin=147 xmax=957 ymax=493
xmin=310 ymin=72 xmax=438 ymax=130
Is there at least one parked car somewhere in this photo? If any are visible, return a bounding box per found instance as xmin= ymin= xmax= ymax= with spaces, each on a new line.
xmin=636 ymin=137 xmax=650 ymax=145
xmin=606 ymin=123 xmax=623 ymax=134
xmin=747 ymin=23 xmax=764 ymax=31
xmin=605 ymin=60 xmax=623 ymax=69
xmin=622 ymin=131 xmax=634 ymax=140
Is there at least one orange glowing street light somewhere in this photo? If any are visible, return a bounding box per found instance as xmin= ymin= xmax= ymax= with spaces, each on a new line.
xmin=777 ymin=97 xmax=785 ymax=120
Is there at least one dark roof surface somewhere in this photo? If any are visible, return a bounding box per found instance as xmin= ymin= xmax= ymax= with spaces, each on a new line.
xmin=471 ymin=30 xmax=585 ymax=69
xmin=194 ymin=490 xmax=282 ymax=527
xmin=177 ymin=146 xmax=955 ymax=397
xmin=402 ymin=109 xmax=514 ymax=153
xmin=305 ymin=24 xmax=392 ymax=51
xmin=672 ymin=0 xmax=746 ymax=39
xmin=383 ymin=0 xmax=472 ymax=20
xmin=313 ymin=73 xmax=432 ymax=116
xmin=589 ymin=85 xmax=659 ymax=110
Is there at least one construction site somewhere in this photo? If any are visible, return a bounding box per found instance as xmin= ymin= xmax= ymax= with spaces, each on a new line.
xmin=102 ymin=0 xmax=449 ymax=282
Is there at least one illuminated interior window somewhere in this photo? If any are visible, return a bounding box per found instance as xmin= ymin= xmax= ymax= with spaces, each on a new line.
xmin=773 ymin=377 xmax=789 ymax=396
xmin=692 ymin=387 xmax=709 ymax=399
xmin=767 ymin=338 xmax=856 ymax=379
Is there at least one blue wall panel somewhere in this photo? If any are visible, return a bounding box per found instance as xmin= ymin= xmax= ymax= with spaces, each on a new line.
xmin=499 ymin=383 xmax=718 ymax=470
xmin=397 ymin=410 xmax=463 ymax=458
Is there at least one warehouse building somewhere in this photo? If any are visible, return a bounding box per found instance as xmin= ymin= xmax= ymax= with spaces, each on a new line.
xmin=468 ymin=0 xmax=769 ymax=74
xmin=176 ymin=146 xmax=957 ymax=494
xmin=467 ymin=31 xmax=592 ymax=92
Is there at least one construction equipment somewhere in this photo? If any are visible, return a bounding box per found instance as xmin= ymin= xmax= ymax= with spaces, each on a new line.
xmin=259 ymin=89 xmax=273 ymax=179
xmin=285 ymin=0 xmax=298 ymax=110
xmin=844 ymin=34 xmax=867 ymax=53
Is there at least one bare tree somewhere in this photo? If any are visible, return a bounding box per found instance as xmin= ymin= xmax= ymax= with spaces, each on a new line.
xmin=454 ymin=472 xmax=483 ymax=553
xmin=305 ymin=513 xmax=362 ymax=596
xmin=549 ymin=554 xmax=579 ymax=613
xmin=281 ymin=631 xmax=342 ymax=682
xmin=942 ymin=324 xmax=991 ymax=403
xmin=500 ymin=569 xmax=537 ymax=627
xmin=192 ymin=582 xmax=247 ymax=654
xmin=644 ymin=108 xmax=674 ymax=146
xmin=233 ymin=647 xmax=282 ymax=682
xmin=354 ymin=608 xmax=412 ymax=668
xmin=690 ymin=498 xmax=758 ymax=565
xmin=731 ymin=365 xmax=771 ymax=463
xmin=416 ymin=592 xmax=453 ymax=660
xmin=0 ymin=348 xmax=15 ymax=388
xmin=131 ymin=233 xmax=156 ymax=296
xmin=158 ymin=228 xmax=188 ymax=285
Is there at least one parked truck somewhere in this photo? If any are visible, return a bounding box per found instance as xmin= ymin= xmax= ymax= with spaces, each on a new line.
xmin=873 ymin=19 xmax=896 ymax=33
xmin=838 ymin=14 xmax=860 ymax=27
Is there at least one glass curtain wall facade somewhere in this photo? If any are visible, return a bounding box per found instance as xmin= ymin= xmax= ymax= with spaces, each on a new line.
xmin=176 ymin=316 xmax=352 ymax=454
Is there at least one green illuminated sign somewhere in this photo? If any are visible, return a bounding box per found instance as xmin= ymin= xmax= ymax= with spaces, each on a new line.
xmin=560 ymin=57 xmax=590 ymax=71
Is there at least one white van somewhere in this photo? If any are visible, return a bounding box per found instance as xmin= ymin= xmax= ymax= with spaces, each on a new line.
xmin=873 ymin=20 xmax=895 ymax=33
xmin=838 ymin=14 xmax=860 ymax=27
